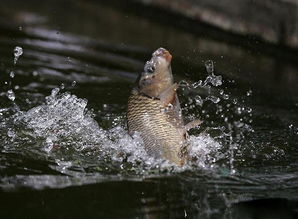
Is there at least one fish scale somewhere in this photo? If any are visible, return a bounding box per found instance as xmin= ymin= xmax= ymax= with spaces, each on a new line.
xmin=127 ymin=93 xmax=186 ymax=165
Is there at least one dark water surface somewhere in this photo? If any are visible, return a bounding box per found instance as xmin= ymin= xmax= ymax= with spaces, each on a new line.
xmin=1 ymin=0 xmax=298 ymax=218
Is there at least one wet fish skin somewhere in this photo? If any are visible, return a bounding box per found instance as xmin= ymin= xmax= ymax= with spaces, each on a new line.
xmin=127 ymin=92 xmax=186 ymax=166
xmin=127 ymin=48 xmax=200 ymax=166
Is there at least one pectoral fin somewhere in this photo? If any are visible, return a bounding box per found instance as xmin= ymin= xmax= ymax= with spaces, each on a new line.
xmin=158 ymin=83 xmax=179 ymax=107
xmin=185 ymin=119 xmax=203 ymax=131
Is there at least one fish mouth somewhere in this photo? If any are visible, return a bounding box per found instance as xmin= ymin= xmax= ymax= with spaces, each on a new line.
xmin=152 ymin=48 xmax=172 ymax=62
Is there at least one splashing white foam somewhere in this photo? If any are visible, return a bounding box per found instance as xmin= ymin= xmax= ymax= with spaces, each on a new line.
xmin=188 ymin=134 xmax=222 ymax=168
xmin=14 ymin=88 xmax=104 ymax=151
xmin=11 ymin=88 xmax=222 ymax=171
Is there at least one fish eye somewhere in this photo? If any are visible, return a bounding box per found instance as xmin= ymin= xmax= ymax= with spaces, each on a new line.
xmin=146 ymin=66 xmax=155 ymax=74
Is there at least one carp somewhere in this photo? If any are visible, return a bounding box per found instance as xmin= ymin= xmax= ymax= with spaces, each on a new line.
xmin=127 ymin=48 xmax=201 ymax=166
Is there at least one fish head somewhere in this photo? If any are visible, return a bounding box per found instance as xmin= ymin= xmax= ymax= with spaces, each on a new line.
xmin=137 ymin=48 xmax=174 ymax=97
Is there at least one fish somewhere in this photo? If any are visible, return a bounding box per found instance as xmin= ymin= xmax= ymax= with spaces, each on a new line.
xmin=127 ymin=48 xmax=202 ymax=166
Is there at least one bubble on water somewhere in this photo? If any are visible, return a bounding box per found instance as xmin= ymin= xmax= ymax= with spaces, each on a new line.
xmin=13 ymin=46 xmax=23 ymax=65
xmin=60 ymin=83 xmax=65 ymax=89
xmin=32 ymin=71 xmax=39 ymax=76
xmin=9 ymin=71 xmax=15 ymax=78
xmin=6 ymin=89 xmax=15 ymax=101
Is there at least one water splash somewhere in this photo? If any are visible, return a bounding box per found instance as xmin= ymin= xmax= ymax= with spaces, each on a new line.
xmin=188 ymin=134 xmax=222 ymax=168
xmin=14 ymin=89 xmax=103 ymax=151
xmin=9 ymin=71 xmax=15 ymax=78
xmin=180 ymin=60 xmax=254 ymax=174
xmin=6 ymin=89 xmax=16 ymax=101
xmin=6 ymin=88 xmax=223 ymax=174
xmin=71 ymin=80 xmax=77 ymax=87
xmin=201 ymin=60 xmax=223 ymax=87
xmin=13 ymin=46 xmax=23 ymax=65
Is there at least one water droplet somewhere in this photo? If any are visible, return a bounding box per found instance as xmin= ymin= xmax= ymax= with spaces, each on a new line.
xmin=236 ymin=107 xmax=242 ymax=114
xmin=205 ymin=60 xmax=214 ymax=75
xmin=13 ymin=46 xmax=23 ymax=65
xmin=211 ymin=75 xmax=222 ymax=86
xmin=51 ymin=88 xmax=60 ymax=97
xmin=9 ymin=71 xmax=15 ymax=78
xmin=71 ymin=81 xmax=77 ymax=87
xmin=7 ymin=129 xmax=15 ymax=138
xmin=192 ymin=80 xmax=202 ymax=88
xmin=103 ymin=104 xmax=108 ymax=109
xmin=32 ymin=71 xmax=39 ymax=76
xmin=14 ymin=85 xmax=20 ymax=90
xmin=6 ymin=89 xmax=15 ymax=101
xmin=223 ymin=94 xmax=229 ymax=100
xmin=246 ymin=90 xmax=252 ymax=96
xmin=179 ymin=80 xmax=190 ymax=88
xmin=44 ymin=137 xmax=54 ymax=153
xmin=194 ymin=95 xmax=203 ymax=106
xmin=18 ymin=26 xmax=23 ymax=31
xmin=60 ymin=83 xmax=65 ymax=89
xmin=25 ymin=98 xmax=31 ymax=104
xmin=230 ymin=169 xmax=236 ymax=174
xmin=206 ymin=96 xmax=220 ymax=103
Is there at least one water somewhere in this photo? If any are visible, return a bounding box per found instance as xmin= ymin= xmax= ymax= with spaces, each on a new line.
xmin=1 ymin=0 xmax=298 ymax=218
xmin=13 ymin=46 xmax=23 ymax=65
